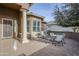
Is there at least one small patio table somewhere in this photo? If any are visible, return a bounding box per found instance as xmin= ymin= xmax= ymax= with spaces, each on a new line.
xmin=49 ymin=33 xmax=57 ymax=42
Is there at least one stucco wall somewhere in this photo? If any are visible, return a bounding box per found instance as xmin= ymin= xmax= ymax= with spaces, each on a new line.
xmin=42 ymin=23 xmax=47 ymax=31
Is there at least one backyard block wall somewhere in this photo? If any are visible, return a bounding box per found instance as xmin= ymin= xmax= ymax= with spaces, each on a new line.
xmin=66 ymin=32 xmax=79 ymax=40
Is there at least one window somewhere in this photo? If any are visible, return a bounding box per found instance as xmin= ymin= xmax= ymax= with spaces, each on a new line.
xmin=33 ymin=20 xmax=40 ymax=32
xmin=27 ymin=20 xmax=29 ymax=32
xmin=3 ymin=19 xmax=13 ymax=37
xmin=37 ymin=21 xmax=40 ymax=32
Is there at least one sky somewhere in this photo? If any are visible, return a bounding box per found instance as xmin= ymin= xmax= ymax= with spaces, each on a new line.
xmin=29 ymin=3 xmax=62 ymax=22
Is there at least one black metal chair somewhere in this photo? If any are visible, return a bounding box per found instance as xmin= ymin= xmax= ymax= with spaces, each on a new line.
xmin=52 ymin=34 xmax=65 ymax=46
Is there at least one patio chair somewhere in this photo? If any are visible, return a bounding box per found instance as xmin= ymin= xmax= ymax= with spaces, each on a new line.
xmin=36 ymin=31 xmax=56 ymax=43
xmin=50 ymin=33 xmax=54 ymax=36
xmin=49 ymin=33 xmax=56 ymax=42
xmin=42 ymin=31 xmax=57 ymax=43
xmin=36 ymin=31 xmax=49 ymax=39
xmin=52 ymin=34 xmax=65 ymax=46
xmin=43 ymin=31 xmax=52 ymax=40
xmin=38 ymin=31 xmax=53 ymax=42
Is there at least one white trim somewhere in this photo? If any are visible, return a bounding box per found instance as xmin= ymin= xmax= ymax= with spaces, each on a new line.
xmin=11 ymin=19 xmax=13 ymax=38
xmin=14 ymin=20 xmax=18 ymax=38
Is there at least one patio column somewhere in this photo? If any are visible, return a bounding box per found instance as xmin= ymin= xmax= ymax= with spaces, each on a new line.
xmin=21 ymin=8 xmax=29 ymax=43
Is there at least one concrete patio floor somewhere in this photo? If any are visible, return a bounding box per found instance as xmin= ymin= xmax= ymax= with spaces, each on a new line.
xmin=0 ymin=39 xmax=49 ymax=56
xmin=31 ymin=38 xmax=79 ymax=56
xmin=0 ymin=38 xmax=79 ymax=56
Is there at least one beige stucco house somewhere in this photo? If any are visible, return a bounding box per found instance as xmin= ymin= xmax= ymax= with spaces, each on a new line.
xmin=0 ymin=3 xmax=46 ymax=44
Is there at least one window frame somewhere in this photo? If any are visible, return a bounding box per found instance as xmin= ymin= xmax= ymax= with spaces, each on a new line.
xmin=33 ymin=20 xmax=41 ymax=32
xmin=27 ymin=20 xmax=30 ymax=32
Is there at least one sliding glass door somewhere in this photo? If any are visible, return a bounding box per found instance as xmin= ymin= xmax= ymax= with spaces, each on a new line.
xmin=2 ymin=18 xmax=13 ymax=38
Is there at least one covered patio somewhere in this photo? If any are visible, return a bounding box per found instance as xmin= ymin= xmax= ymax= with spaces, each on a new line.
xmin=0 ymin=3 xmax=31 ymax=43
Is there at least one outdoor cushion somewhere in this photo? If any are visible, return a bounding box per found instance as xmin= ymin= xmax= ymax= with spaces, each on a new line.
xmin=55 ymin=35 xmax=64 ymax=42
xmin=50 ymin=33 xmax=54 ymax=36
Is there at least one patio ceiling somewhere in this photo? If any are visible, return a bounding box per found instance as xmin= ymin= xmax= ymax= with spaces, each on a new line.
xmin=0 ymin=3 xmax=21 ymax=11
